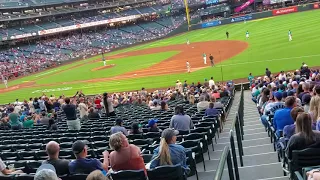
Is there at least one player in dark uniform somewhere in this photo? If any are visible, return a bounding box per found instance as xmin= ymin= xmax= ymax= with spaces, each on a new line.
xmin=226 ymin=31 xmax=229 ymax=39
xmin=209 ymin=54 xmax=214 ymax=67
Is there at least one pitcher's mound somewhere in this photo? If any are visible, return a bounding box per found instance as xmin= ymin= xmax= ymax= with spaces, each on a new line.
xmin=91 ymin=64 xmax=116 ymax=71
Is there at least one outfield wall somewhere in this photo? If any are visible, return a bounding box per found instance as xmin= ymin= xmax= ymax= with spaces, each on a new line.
xmin=196 ymin=3 xmax=318 ymax=29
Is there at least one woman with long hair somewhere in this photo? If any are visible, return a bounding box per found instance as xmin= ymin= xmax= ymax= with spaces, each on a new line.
xmin=309 ymin=95 xmax=320 ymax=123
xmin=150 ymin=128 xmax=189 ymax=172
xmin=102 ymin=92 xmax=115 ymax=117
xmin=286 ymin=113 xmax=320 ymax=159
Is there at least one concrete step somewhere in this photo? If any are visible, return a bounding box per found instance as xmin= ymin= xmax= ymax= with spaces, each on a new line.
xmin=239 ymin=162 xmax=285 ymax=180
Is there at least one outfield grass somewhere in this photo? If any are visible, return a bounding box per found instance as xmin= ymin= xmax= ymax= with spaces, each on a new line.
xmin=1 ymin=10 xmax=320 ymax=103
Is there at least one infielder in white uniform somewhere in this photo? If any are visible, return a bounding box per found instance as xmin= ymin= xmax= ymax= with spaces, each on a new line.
xmin=102 ymin=53 xmax=106 ymax=66
xmin=186 ymin=61 xmax=191 ymax=73
xmin=186 ymin=38 xmax=190 ymax=45
xmin=203 ymin=53 xmax=207 ymax=64
xmin=3 ymin=79 xmax=8 ymax=88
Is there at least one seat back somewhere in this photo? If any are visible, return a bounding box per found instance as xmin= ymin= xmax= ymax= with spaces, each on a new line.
xmin=111 ymin=169 xmax=147 ymax=180
xmin=147 ymin=165 xmax=185 ymax=180
xmin=291 ymin=148 xmax=320 ymax=174
xmin=15 ymin=174 xmax=34 ymax=180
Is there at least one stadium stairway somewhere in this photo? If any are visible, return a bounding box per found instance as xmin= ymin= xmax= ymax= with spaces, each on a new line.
xmin=189 ymin=90 xmax=290 ymax=180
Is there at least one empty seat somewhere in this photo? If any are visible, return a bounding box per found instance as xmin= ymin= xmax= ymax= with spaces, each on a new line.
xmin=147 ymin=165 xmax=186 ymax=180
xmin=111 ymin=169 xmax=147 ymax=180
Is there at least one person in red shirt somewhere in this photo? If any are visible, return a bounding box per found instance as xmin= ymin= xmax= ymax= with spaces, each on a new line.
xmin=94 ymin=96 xmax=102 ymax=110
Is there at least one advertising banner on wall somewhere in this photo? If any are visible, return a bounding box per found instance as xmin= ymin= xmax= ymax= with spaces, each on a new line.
xmin=201 ymin=20 xmax=222 ymax=28
xmin=234 ymin=0 xmax=254 ymax=12
xmin=314 ymin=3 xmax=319 ymax=9
xmin=230 ymin=14 xmax=253 ymax=22
xmin=206 ymin=0 xmax=219 ymax=4
xmin=272 ymin=6 xmax=298 ymax=15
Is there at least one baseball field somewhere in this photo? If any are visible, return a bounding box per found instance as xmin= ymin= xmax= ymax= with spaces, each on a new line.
xmin=0 ymin=10 xmax=319 ymax=104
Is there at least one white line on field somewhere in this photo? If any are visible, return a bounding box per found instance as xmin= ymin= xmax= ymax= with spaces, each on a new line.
xmin=35 ymin=70 xmax=59 ymax=77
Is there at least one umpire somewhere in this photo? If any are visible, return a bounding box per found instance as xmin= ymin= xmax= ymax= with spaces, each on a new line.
xmin=209 ymin=54 xmax=214 ymax=67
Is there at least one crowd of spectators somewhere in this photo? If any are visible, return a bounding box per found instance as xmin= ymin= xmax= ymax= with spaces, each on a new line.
xmin=250 ymin=63 xmax=320 ymax=179
xmin=0 ymin=76 xmax=232 ymax=179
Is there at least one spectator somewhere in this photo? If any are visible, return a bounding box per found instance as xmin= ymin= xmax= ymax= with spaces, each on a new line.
xmin=28 ymin=97 xmax=35 ymax=113
xmin=88 ymin=107 xmax=100 ymax=119
xmin=110 ymin=119 xmax=128 ymax=135
xmin=211 ymin=96 xmax=223 ymax=108
xmin=298 ymin=83 xmax=310 ymax=101
xmin=109 ymin=132 xmax=146 ymax=172
xmin=78 ymin=97 xmax=88 ymax=121
xmin=33 ymin=97 xmax=40 ymax=113
xmin=150 ymin=101 xmax=161 ymax=111
xmin=189 ymin=95 xmax=195 ymax=105
xmin=302 ymin=94 xmax=311 ymax=112
xmin=8 ymin=109 xmax=21 ymax=130
xmin=48 ymin=119 xmax=58 ymax=130
xmin=44 ymin=97 xmax=53 ymax=113
xmin=170 ymin=105 xmax=194 ymax=132
xmin=102 ymin=93 xmax=115 ymax=117
xmin=205 ymin=103 xmax=218 ymax=116
xmin=40 ymin=112 xmax=50 ymax=125
xmin=283 ymin=107 xmax=304 ymax=139
xmin=23 ymin=116 xmax=35 ymax=128
xmin=0 ymin=157 xmax=23 ymax=175
xmin=129 ymin=123 xmax=142 ymax=134
xmin=63 ymin=98 xmax=80 ymax=130
xmin=42 ymin=141 xmax=70 ymax=176
xmin=197 ymin=95 xmax=209 ymax=112
xmin=86 ymin=170 xmax=109 ymax=180
xmin=309 ymin=95 xmax=320 ymax=123
xmin=148 ymin=119 xmax=161 ymax=132
xmin=69 ymin=140 xmax=109 ymax=174
xmin=160 ymin=101 xmax=168 ymax=111
xmin=285 ymin=113 xmax=320 ymax=160
xmin=274 ymin=96 xmax=296 ymax=136
xmin=260 ymin=92 xmax=285 ymax=128
xmin=34 ymin=164 xmax=59 ymax=180
xmin=212 ymin=90 xmax=220 ymax=99
xmin=94 ymin=96 xmax=102 ymax=110
xmin=150 ymin=128 xmax=189 ymax=173
xmin=0 ymin=117 xmax=11 ymax=130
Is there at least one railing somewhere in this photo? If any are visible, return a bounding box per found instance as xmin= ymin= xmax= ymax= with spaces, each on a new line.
xmin=214 ymin=84 xmax=245 ymax=180
xmin=214 ymin=146 xmax=235 ymax=180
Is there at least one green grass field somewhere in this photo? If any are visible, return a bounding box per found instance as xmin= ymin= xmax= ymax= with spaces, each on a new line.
xmin=1 ymin=10 xmax=319 ymax=104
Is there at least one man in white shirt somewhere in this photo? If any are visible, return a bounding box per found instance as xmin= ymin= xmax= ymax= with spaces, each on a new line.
xmin=209 ymin=77 xmax=215 ymax=89
xmin=0 ymin=157 xmax=23 ymax=175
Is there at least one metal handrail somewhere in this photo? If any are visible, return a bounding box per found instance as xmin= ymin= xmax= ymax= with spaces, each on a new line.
xmin=213 ymin=146 xmax=235 ymax=180
xmin=230 ymin=130 xmax=240 ymax=180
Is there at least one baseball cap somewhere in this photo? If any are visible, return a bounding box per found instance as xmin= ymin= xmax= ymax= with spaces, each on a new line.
xmin=34 ymin=164 xmax=59 ymax=180
xmin=72 ymin=140 xmax=89 ymax=154
xmin=148 ymin=119 xmax=158 ymax=127
xmin=273 ymin=92 xmax=282 ymax=100
xmin=161 ymin=128 xmax=179 ymax=142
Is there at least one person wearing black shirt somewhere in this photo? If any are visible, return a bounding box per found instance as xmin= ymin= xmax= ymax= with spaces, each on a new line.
xmin=44 ymin=98 xmax=53 ymax=112
xmin=266 ymin=68 xmax=271 ymax=78
xmin=33 ymin=97 xmax=40 ymax=113
xmin=42 ymin=141 xmax=70 ymax=176
xmin=88 ymin=108 xmax=100 ymax=119
xmin=226 ymin=31 xmax=229 ymax=39
xmin=63 ymin=98 xmax=80 ymax=130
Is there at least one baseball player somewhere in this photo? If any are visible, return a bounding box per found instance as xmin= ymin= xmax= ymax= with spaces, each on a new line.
xmin=288 ymin=30 xmax=292 ymax=41
xmin=209 ymin=54 xmax=214 ymax=67
xmin=186 ymin=38 xmax=190 ymax=45
xmin=102 ymin=53 xmax=106 ymax=66
xmin=3 ymin=79 xmax=8 ymax=88
xmin=186 ymin=61 xmax=191 ymax=73
xmin=246 ymin=30 xmax=250 ymax=40
xmin=203 ymin=53 xmax=207 ymax=64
